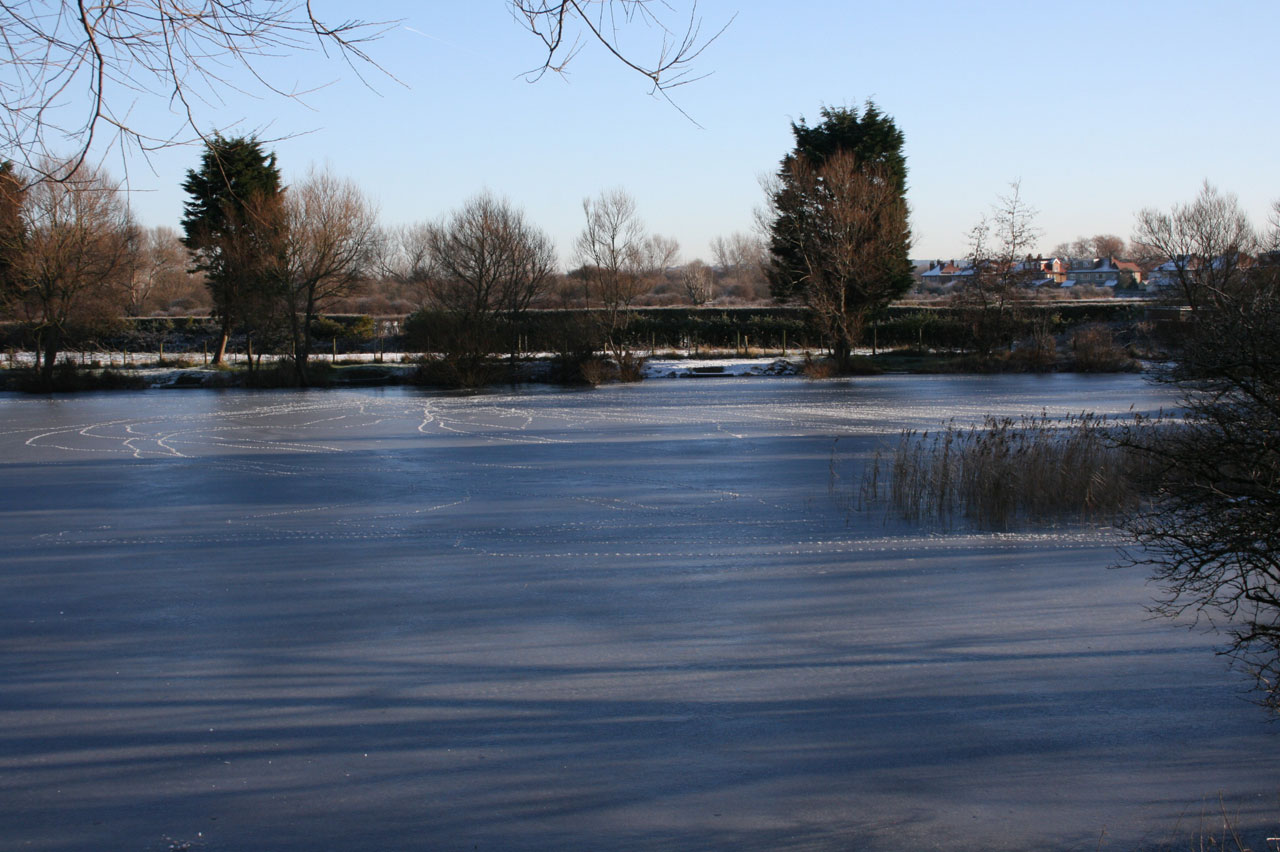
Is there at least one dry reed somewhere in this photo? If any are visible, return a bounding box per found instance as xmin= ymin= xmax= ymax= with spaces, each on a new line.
xmin=861 ymin=412 xmax=1151 ymax=529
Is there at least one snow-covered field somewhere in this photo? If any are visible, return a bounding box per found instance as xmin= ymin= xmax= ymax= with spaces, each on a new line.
xmin=0 ymin=375 xmax=1274 ymax=851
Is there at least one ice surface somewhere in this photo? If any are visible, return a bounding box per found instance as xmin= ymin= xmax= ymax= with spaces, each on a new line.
xmin=0 ymin=374 xmax=1273 ymax=851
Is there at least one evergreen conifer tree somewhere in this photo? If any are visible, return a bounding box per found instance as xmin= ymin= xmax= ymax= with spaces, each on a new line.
xmin=766 ymin=103 xmax=913 ymax=369
xmin=181 ymin=136 xmax=285 ymax=364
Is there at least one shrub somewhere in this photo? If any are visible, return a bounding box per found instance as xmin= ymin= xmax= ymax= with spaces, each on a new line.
xmin=240 ymin=363 xmax=335 ymax=388
xmin=1069 ymin=326 xmax=1138 ymax=372
xmin=801 ymin=356 xmax=837 ymax=379
xmin=571 ymin=354 xmax=646 ymax=386
xmin=15 ymin=364 xmax=149 ymax=393
xmin=577 ymin=358 xmax=613 ymax=386
xmin=310 ymin=317 xmax=347 ymax=342
xmin=615 ymin=352 xmax=646 ymax=383
xmin=1009 ymin=329 xmax=1059 ymax=372
xmin=410 ymin=354 xmax=502 ymax=389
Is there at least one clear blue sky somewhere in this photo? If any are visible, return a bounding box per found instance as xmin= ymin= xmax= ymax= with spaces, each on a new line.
xmin=112 ymin=0 xmax=1279 ymax=266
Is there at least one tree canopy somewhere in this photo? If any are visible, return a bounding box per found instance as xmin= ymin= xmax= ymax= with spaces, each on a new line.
xmin=786 ymin=103 xmax=908 ymax=192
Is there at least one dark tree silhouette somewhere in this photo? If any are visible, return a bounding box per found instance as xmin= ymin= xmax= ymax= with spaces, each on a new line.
xmin=1121 ymin=184 xmax=1280 ymax=711
xmin=765 ymin=103 xmax=912 ymax=370
xmin=181 ymin=136 xmax=285 ymax=364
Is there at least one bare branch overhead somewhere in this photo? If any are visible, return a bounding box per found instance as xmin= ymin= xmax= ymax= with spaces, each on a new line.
xmin=0 ymin=1 xmax=394 ymax=182
xmin=510 ymin=1 xmax=732 ymax=120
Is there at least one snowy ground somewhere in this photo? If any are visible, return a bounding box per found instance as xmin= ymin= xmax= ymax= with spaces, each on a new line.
xmin=3 ymin=351 xmax=807 ymax=385
xmin=642 ymin=356 xmax=801 ymax=378
xmin=0 ymin=375 xmax=1275 ymax=852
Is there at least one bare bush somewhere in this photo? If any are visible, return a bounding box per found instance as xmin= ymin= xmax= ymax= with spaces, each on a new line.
xmin=1069 ymin=326 xmax=1136 ymax=373
xmin=578 ymin=357 xmax=613 ymax=386
xmin=800 ymin=356 xmax=837 ymax=380
xmin=575 ymin=352 xmax=646 ymax=385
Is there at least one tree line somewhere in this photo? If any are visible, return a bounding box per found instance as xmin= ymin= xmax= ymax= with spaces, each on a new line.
xmin=0 ymin=141 xmax=779 ymax=387
xmin=0 ymin=100 xmax=913 ymax=387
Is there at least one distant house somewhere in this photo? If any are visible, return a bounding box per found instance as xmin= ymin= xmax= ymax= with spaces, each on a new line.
xmin=1064 ymin=257 xmax=1139 ymax=289
xmin=1146 ymin=255 xmax=1197 ymax=290
xmin=1014 ymin=255 xmax=1068 ymax=286
xmin=1146 ymin=252 xmax=1266 ymax=292
xmin=920 ymin=260 xmax=974 ymax=288
xmin=1114 ymin=259 xmax=1143 ymax=286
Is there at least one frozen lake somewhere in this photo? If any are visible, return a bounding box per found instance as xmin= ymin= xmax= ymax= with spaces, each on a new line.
xmin=0 ymin=374 xmax=1275 ymax=851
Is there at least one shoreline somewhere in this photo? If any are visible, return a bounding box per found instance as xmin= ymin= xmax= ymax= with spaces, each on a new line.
xmin=0 ymin=346 xmax=1148 ymax=392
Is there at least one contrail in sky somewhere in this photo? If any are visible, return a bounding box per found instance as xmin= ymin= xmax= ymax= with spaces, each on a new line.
xmin=404 ymin=26 xmax=459 ymax=48
xmin=402 ymin=25 xmax=488 ymax=60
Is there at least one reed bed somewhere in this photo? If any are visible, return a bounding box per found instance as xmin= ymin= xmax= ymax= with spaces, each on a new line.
xmin=860 ymin=412 xmax=1151 ymax=529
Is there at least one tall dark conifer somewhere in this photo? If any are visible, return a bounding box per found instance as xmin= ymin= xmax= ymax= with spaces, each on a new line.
xmin=181 ymin=136 xmax=284 ymax=363
xmin=0 ymin=161 xmax=25 ymax=305
xmin=766 ymin=103 xmax=913 ymax=368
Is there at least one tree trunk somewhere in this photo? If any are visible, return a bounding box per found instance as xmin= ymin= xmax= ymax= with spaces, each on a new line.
xmin=293 ymin=303 xmax=312 ymax=388
xmin=41 ymin=330 xmax=60 ymax=384
xmin=294 ymin=343 xmax=310 ymax=387
xmin=834 ymin=338 xmax=851 ymax=374
xmin=213 ymin=327 xmax=229 ymax=365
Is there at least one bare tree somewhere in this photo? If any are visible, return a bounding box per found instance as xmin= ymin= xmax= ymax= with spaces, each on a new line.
xmin=0 ymin=2 xmax=389 ymax=183
xmin=1091 ymin=233 xmax=1126 ymax=259
xmin=632 ymin=233 xmax=679 ymax=302
xmin=638 ymin=234 xmax=680 ymax=275
xmin=125 ymin=226 xmax=192 ymax=316
xmin=710 ymin=231 xmax=767 ymax=301
xmin=1052 ymin=234 xmax=1126 ymax=259
xmin=4 ymin=162 xmax=134 ymax=382
xmin=576 ymin=188 xmax=647 ymax=347
xmin=711 ymin=232 xmax=764 ymax=274
xmin=1120 ymin=185 xmax=1280 ymax=711
xmin=955 ymin=181 xmax=1040 ymax=356
xmin=380 ymin=223 xmax=434 ymax=289
xmin=679 ymin=259 xmax=714 ymax=305
xmin=280 ymin=166 xmax=379 ymax=385
xmin=1133 ymin=181 xmax=1256 ymax=310
xmin=421 ymin=192 xmax=555 ymax=372
xmin=764 ymin=150 xmax=911 ymax=369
